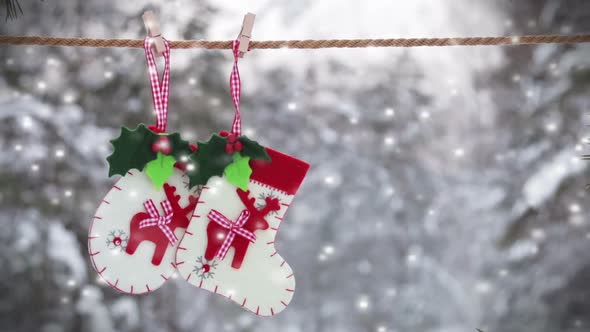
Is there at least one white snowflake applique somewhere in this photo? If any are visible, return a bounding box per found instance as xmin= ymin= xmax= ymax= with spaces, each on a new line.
xmin=105 ymin=229 xmax=128 ymax=251
xmin=193 ymin=256 xmax=218 ymax=281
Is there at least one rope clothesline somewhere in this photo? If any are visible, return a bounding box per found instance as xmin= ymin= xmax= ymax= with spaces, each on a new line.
xmin=1 ymin=34 xmax=589 ymax=49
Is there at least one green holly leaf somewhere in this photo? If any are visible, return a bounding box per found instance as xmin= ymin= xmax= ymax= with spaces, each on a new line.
xmin=238 ymin=136 xmax=271 ymax=161
xmin=167 ymin=132 xmax=194 ymax=162
xmin=224 ymin=152 xmax=252 ymax=190
xmin=106 ymin=124 xmax=194 ymax=177
xmin=107 ymin=124 xmax=158 ymax=177
xmin=187 ymin=134 xmax=233 ymax=188
xmin=144 ymin=152 xmax=177 ymax=189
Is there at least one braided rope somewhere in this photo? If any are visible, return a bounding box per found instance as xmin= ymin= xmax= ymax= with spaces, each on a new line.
xmin=0 ymin=34 xmax=589 ymax=49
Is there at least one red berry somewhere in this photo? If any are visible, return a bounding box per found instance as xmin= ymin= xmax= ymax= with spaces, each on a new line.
xmin=219 ymin=130 xmax=229 ymax=137
xmin=152 ymin=136 xmax=172 ymax=154
xmin=173 ymin=161 xmax=186 ymax=171
xmin=227 ymin=133 xmax=237 ymax=144
xmin=234 ymin=141 xmax=243 ymax=152
xmin=151 ymin=142 xmax=160 ymax=153
xmin=161 ymin=137 xmax=172 ymax=154
xmin=225 ymin=143 xmax=234 ymax=154
xmin=189 ymin=143 xmax=198 ymax=152
xmin=148 ymin=125 xmax=164 ymax=134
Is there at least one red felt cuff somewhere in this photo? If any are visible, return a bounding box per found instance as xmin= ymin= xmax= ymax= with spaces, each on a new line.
xmin=250 ymin=148 xmax=309 ymax=195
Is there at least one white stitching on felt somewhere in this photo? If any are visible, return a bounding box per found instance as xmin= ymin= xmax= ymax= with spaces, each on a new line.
xmin=89 ymin=176 xmax=176 ymax=295
xmin=250 ymin=180 xmax=289 ymax=196
xmin=176 ymin=181 xmax=296 ymax=315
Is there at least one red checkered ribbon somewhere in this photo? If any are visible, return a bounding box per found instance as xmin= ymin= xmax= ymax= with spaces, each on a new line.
xmin=208 ymin=209 xmax=254 ymax=259
xmin=139 ymin=199 xmax=177 ymax=245
xmin=229 ymin=39 xmax=242 ymax=136
xmin=144 ymin=37 xmax=171 ymax=133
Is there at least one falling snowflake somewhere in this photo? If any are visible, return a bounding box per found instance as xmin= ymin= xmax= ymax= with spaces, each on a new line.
xmin=105 ymin=229 xmax=128 ymax=251
xmin=256 ymin=192 xmax=280 ymax=215
xmin=193 ymin=256 xmax=218 ymax=280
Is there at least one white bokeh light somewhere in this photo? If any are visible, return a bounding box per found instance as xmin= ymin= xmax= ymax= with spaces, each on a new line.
xmin=357 ymin=295 xmax=370 ymax=311
xmin=384 ymin=136 xmax=395 ymax=146
xmin=406 ymin=253 xmax=418 ymax=264
xmin=21 ymin=115 xmax=33 ymax=129
xmin=531 ymin=228 xmax=546 ymax=241
xmin=475 ymin=280 xmax=492 ymax=294
xmin=324 ymin=176 xmax=335 ymax=185
xmin=63 ymin=93 xmax=76 ymax=103
xmin=323 ymin=245 xmax=335 ymax=255
xmin=569 ymin=203 xmax=581 ymax=214
xmin=545 ymin=123 xmax=557 ymax=132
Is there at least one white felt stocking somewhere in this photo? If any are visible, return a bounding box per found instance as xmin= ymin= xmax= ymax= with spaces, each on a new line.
xmin=89 ymin=169 xmax=198 ymax=294
xmin=175 ymin=148 xmax=309 ymax=316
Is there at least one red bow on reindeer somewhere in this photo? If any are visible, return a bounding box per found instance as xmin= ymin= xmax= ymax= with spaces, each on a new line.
xmin=139 ymin=199 xmax=177 ymax=245
xmin=208 ymin=209 xmax=255 ymax=259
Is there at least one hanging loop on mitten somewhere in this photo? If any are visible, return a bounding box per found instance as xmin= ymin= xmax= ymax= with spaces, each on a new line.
xmin=229 ymin=39 xmax=242 ymax=136
xmin=139 ymin=199 xmax=177 ymax=245
xmin=208 ymin=208 xmax=255 ymax=259
xmin=144 ymin=37 xmax=171 ymax=133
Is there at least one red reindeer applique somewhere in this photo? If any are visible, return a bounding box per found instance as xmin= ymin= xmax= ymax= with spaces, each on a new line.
xmin=204 ymin=189 xmax=280 ymax=269
xmin=126 ymin=183 xmax=198 ymax=266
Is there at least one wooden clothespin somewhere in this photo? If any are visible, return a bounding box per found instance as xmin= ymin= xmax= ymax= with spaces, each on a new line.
xmin=237 ymin=13 xmax=256 ymax=58
xmin=142 ymin=10 xmax=165 ymax=57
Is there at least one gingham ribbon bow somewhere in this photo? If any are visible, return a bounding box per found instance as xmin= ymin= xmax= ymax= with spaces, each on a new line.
xmin=229 ymin=39 xmax=242 ymax=136
xmin=139 ymin=199 xmax=177 ymax=245
xmin=144 ymin=37 xmax=171 ymax=133
xmin=208 ymin=209 xmax=254 ymax=259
